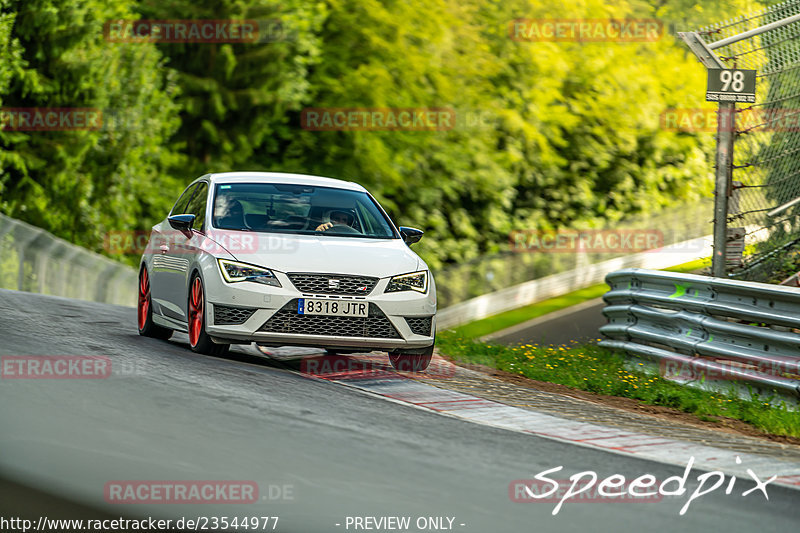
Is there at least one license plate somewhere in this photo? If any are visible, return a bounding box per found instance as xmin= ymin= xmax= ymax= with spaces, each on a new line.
xmin=298 ymin=299 xmax=368 ymax=317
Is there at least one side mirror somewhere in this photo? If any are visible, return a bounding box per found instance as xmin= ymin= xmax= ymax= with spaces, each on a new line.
xmin=399 ymin=226 xmax=424 ymax=245
xmin=168 ymin=214 xmax=196 ymax=232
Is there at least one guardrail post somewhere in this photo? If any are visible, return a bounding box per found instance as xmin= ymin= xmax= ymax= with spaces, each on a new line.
xmin=17 ymin=243 xmax=25 ymax=291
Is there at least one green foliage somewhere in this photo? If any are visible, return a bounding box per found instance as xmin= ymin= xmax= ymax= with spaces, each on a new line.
xmin=0 ymin=0 xmax=182 ymax=251
xmin=438 ymin=331 xmax=800 ymax=437
xmin=450 ymin=256 xmax=711 ymax=339
xmin=0 ymin=232 xmax=21 ymax=289
xmin=0 ymin=0 xmax=24 ymax=180
xmin=0 ymin=0 xmax=767 ymax=268
xmin=134 ymin=0 xmax=327 ymax=177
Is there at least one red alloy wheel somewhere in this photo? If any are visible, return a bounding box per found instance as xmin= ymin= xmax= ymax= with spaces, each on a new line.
xmin=188 ymin=277 xmax=204 ymax=347
xmin=138 ymin=268 xmax=150 ymax=331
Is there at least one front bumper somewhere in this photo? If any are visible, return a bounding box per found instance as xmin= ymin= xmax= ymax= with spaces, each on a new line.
xmin=202 ymin=268 xmax=436 ymax=350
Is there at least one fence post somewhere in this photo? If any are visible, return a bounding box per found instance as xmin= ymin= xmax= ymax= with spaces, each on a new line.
xmin=712 ymin=103 xmax=735 ymax=277
xmin=17 ymin=243 xmax=25 ymax=291
xmin=681 ymin=6 xmax=800 ymax=280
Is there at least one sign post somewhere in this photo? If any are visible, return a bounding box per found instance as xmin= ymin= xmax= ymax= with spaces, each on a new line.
xmin=705 ymin=68 xmax=755 ymax=276
xmin=706 ymin=69 xmax=757 ymax=103
xmin=678 ymin=34 xmax=760 ymax=277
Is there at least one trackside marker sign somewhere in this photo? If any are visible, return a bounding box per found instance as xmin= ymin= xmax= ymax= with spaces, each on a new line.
xmin=706 ymin=69 xmax=756 ymax=103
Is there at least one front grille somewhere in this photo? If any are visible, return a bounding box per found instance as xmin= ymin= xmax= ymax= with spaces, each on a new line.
xmin=405 ymin=316 xmax=433 ymax=336
xmin=214 ymin=305 xmax=256 ymax=325
xmin=287 ymin=273 xmax=378 ymax=296
xmin=260 ymin=300 xmax=400 ymax=338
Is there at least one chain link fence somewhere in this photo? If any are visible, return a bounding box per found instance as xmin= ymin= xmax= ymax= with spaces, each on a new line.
xmin=697 ymin=0 xmax=800 ymax=281
xmin=0 ymin=213 xmax=136 ymax=306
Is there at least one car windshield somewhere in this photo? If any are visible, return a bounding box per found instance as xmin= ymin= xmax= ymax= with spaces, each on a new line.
xmin=212 ymin=182 xmax=397 ymax=239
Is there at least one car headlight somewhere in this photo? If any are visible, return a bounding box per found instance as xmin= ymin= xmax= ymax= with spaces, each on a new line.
xmin=217 ymin=259 xmax=281 ymax=287
xmin=386 ymin=271 xmax=428 ymax=294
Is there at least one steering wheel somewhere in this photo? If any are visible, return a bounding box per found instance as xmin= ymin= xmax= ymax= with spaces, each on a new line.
xmin=328 ymin=224 xmax=361 ymax=234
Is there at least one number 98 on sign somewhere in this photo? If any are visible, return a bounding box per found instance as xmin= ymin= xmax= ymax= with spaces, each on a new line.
xmin=706 ymin=68 xmax=756 ymax=103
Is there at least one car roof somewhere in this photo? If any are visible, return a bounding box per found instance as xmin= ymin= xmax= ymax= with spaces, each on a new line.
xmin=204 ymin=172 xmax=366 ymax=192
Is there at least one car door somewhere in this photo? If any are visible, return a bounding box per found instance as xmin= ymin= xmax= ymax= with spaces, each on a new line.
xmin=164 ymin=180 xmax=209 ymax=321
xmin=150 ymin=182 xmax=197 ymax=320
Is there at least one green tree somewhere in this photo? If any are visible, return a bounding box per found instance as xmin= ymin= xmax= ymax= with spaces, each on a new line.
xmin=0 ymin=0 xmax=769 ymax=273
xmin=134 ymin=0 xmax=327 ymax=177
xmin=0 ymin=0 xmax=182 ymax=252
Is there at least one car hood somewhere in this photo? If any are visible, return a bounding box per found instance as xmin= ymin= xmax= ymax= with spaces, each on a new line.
xmin=206 ymin=230 xmax=423 ymax=278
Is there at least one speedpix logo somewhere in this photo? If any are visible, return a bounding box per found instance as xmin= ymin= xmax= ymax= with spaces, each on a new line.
xmin=512 ymin=456 xmax=776 ymax=515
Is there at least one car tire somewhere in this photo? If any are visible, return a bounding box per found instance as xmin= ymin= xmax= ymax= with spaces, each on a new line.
xmin=138 ymin=266 xmax=173 ymax=340
xmin=388 ymin=352 xmax=432 ymax=372
xmin=388 ymin=330 xmax=435 ymax=371
xmin=188 ymin=274 xmax=230 ymax=357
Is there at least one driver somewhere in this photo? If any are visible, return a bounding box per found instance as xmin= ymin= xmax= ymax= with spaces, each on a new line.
xmin=216 ymin=198 xmax=246 ymax=229
xmin=315 ymin=209 xmax=354 ymax=232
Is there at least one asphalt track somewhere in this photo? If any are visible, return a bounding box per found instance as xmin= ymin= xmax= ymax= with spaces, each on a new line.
xmin=0 ymin=289 xmax=798 ymax=532
xmin=484 ymin=298 xmax=606 ymax=346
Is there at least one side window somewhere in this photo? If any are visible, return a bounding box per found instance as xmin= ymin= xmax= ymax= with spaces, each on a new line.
xmin=185 ymin=181 xmax=209 ymax=232
xmin=171 ymin=184 xmax=197 ymax=216
xmin=356 ymin=199 xmax=393 ymax=237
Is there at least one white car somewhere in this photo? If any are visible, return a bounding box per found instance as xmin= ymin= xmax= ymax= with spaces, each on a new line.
xmin=137 ymin=172 xmax=436 ymax=371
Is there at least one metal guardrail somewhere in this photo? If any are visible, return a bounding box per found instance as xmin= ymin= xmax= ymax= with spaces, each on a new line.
xmin=0 ymin=213 xmax=136 ymax=306
xmin=438 ymin=235 xmax=712 ymax=329
xmin=1 ymin=209 xmax=712 ymax=324
xmin=599 ymin=268 xmax=800 ymax=398
xmin=437 ymin=201 xmax=713 ymax=308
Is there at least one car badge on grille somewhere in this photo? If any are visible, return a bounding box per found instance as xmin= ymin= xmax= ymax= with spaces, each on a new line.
xmin=357 ymin=286 xmax=368 ymax=292
xmin=328 ymin=279 xmax=340 ymax=289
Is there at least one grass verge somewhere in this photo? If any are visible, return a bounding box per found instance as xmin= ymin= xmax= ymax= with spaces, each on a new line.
xmin=437 ymin=331 xmax=800 ymax=438
xmin=451 ymin=257 xmax=711 ymax=339
xmin=453 ymin=284 xmax=607 ymax=339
